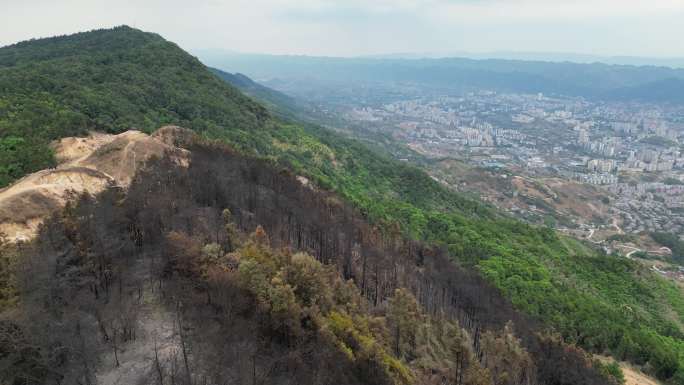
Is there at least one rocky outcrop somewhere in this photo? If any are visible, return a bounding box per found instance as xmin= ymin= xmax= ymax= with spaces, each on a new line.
xmin=0 ymin=128 xmax=191 ymax=242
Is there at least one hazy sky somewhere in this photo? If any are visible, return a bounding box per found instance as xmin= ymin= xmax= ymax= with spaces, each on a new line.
xmin=2 ymin=0 xmax=684 ymax=57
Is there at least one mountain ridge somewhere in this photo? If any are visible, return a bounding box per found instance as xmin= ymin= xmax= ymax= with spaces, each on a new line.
xmin=198 ymin=51 xmax=684 ymax=102
xmin=0 ymin=25 xmax=270 ymax=187
xmin=0 ymin=127 xmax=190 ymax=241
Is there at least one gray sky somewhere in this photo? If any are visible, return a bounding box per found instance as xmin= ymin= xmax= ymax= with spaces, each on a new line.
xmin=1 ymin=0 xmax=683 ymax=57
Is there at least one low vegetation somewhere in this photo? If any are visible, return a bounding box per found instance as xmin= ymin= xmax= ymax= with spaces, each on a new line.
xmin=606 ymin=233 xmax=638 ymax=244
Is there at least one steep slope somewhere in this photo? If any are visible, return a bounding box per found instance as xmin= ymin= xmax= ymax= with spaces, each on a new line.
xmin=210 ymin=67 xmax=307 ymax=119
xmin=0 ymin=127 xmax=189 ymax=241
xmin=209 ymin=72 xmax=684 ymax=384
xmin=0 ymin=27 xmax=480 ymax=228
xmin=2 ymin=132 xmax=613 ymax=385
xmin=1 ymin=27 xmax=684 ymax=384
xmin=0 ymin=26 xmax=268 ymax=187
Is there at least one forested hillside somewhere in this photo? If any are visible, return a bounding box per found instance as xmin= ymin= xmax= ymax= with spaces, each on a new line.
xmin=210 ymin=68 xmax=308 ymax=119
xmin=0 ymin=26 xmax=268 ymax=187
xmin=1 ymin=26 xmax=683 ymax=384
xmin=211 ymin=65 xmax=684 ymax=385
xmin=1 ymin=133 xmax=614 ymax=384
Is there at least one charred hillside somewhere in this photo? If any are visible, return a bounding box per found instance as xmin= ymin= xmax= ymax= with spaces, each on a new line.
xmin=1 ymin=134 xmax=611 ymax=384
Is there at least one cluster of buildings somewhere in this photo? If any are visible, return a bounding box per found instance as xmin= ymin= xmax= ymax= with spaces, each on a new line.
xmin=343 ymin=91 xmax=684 ymax=236
xmin=586 ymin=159 xmax=617 ymax=173
xmin=622 ymin=149 xmax=682 ymax=172
xmin=575 ymin=112 xmax=684 ymax=180
xmin=578 ymin=131 xmax=619 ymax=157
xmin=460 ymin=127 xmax=495 ymax=147
xmin=575 ymin=172 xmax=618 ymax=185
xmin=397 ymin=120 xmax=531 ymax=150
xmin=608 ymin=182 xmax=684 ymax=234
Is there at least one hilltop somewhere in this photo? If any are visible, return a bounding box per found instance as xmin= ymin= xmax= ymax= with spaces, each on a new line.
xmin=0 ymin=26 xmax=268 ymax=187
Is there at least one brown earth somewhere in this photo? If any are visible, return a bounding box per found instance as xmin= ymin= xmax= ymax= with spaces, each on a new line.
xmin=0 ymin=126 xmax=193 ymax=242
xmin=595 ymin=355 xmax=661 ymax=385
xmin=516 ymin=176 xmax=610 ymax=221
xmin=621 ymin=366 xmax=661 ymax=385
xmin=432 ymin=159 xmax=612 ymax=227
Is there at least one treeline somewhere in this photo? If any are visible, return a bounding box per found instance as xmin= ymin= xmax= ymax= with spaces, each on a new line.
xmin=0 ymin=138 xmax=613 ymax=384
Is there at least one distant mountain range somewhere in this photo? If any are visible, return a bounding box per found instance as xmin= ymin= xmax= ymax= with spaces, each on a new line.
xmin=209 ymin=68 xmax=309 ymax=119
xmin=197 ymin=51 xmax=684 ymax=104
xmin=360 ymin=51 xmax=684 ymax=69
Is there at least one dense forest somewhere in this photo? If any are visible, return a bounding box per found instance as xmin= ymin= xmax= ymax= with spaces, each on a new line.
xmin=1 ymin=26 xmax=684 ymax=384
xmin=0 ymin=26 xmax=269 ymax=187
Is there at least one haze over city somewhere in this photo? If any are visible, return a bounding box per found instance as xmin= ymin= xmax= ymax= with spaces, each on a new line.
xmin=2 ymin=0 xmax=684 ymax=58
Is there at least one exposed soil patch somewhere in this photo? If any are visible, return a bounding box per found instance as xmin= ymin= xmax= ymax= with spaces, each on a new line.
xmin=0 ymin=127 xmax=191 ymax=241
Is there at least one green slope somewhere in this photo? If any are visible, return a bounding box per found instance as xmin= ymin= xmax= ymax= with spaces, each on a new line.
xmin=0 ymin=26 xmax=269 ymax=186
xmin=211 ymin=67 xmax=684 ymax=385
xmin=210 ymin=67 xmax=307 ymax=119
xmin=2 ymin=26 xmax=684 ymax=384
